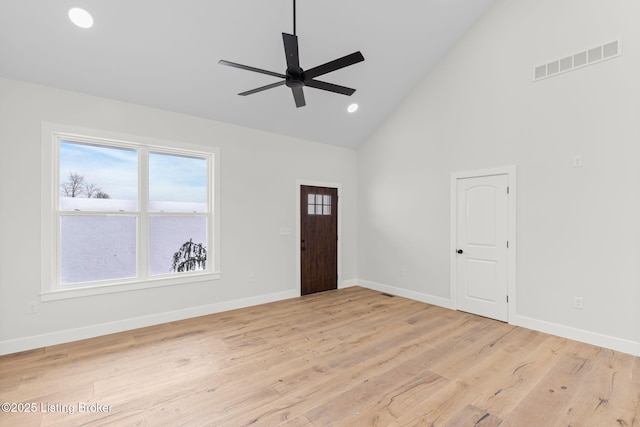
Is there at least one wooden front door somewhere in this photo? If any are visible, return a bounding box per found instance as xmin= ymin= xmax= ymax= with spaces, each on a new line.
xmin=300 ymin=185 xmax=338 ymax=295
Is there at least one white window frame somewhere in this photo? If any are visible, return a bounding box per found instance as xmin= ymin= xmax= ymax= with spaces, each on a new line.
xmin=41 ymin=122 xmax=221 ymax=301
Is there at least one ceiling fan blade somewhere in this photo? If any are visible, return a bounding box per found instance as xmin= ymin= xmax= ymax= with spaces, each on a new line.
xmin=238 ymin=80 xmax=286 ymax=96
xmin=219 ymin=60 xmax=286 ymax=79
xmin=282 ymin=33 xmax=300 ymax=70
xmin=305 ymin=79 xmax=356 ymax=96
xmin=303 ymin=51 xmax=364 ymax=80
xmin=291 ymin=86 xmax=306 ymax=108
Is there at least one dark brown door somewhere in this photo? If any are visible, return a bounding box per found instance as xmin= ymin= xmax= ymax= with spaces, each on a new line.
xmin=300 ymin=185 xmax=338 ymax=295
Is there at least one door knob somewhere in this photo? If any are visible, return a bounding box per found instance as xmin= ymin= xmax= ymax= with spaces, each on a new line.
xmin=457 ymin=249 xmax=463 ymax=254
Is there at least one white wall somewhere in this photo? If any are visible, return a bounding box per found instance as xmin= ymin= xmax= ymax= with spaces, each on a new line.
xmin=0 ymin=77 xmax=358 ymax=354
xmin=357 ymin=0 xmax=640 ymax=354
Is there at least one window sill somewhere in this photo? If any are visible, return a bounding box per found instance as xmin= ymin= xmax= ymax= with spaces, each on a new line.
xmin=40 ymin=272 xmax=221 ymax=302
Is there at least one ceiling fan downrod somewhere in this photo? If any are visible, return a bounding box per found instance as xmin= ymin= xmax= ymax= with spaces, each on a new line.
xmin=293 ymin=0 xmax=297 ymax=36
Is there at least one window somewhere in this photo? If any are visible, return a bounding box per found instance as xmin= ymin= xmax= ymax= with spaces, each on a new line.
xmin=307 ymin=194 xmax=331 ymax=215
xmin=59 ymin=142 xmax=139 ymax=285
xmin=41 ymin=123 xmax=220 ymax=300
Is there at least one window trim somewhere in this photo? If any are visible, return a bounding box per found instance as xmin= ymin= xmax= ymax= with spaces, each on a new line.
xmin=41 ymin=122 xmax=221 ymax=301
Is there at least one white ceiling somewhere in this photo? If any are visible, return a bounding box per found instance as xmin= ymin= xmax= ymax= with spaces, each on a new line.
xmin=0 ymin=0 xmax=497 ymax=148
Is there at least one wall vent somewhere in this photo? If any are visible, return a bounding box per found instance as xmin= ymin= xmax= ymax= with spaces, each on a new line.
xmin=533 ymin=40 xmax=621 ymax=82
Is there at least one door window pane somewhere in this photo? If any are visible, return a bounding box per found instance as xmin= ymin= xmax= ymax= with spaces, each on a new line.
xmin=149 ymin=216 xmax=207 ymax=275
xmin=60 ymin=215 xmax=137 ymax=285
xmin=149 ymin=152 xmax=207 ymax=212
xmin=323 ymin=195 xmax=331 ymax=215
xmin=59 ymin=141 xmax=138 ymax=211
xmin=307 ymin=193 xmax=332 ymax=216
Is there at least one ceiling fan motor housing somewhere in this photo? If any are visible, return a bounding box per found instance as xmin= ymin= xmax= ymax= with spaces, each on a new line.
xmin=286 ymin=67 xmax=305 ymax=88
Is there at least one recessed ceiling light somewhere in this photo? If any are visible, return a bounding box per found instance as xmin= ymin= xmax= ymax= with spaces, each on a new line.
xmin=68 ymin=7 xmax=94 ymax=29
xmin=347 ymin=103 xmax=359 ymax=113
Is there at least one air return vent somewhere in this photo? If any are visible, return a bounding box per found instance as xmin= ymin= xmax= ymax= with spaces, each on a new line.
xmin=533 ymin=40 xmax=621 ymax=82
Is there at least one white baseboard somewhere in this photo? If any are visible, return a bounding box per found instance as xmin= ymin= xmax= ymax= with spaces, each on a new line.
xmin=4 ymin=281 xmax=639 ymax=358
xmin=0 ymin=289 xmax=299 ymax=356
xmin=340 ymin=279 xmax=359 ymax=289
xmin=357 ymin=279 xmax=453 ymax=309
xmin=512 ymin=314 xmax=640 ymax=357
xmin=356 ymin=279 xmax=640 ymax=357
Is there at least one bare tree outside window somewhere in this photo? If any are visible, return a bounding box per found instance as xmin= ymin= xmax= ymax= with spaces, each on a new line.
xmin=84 ymin=182 xmax=101 ymax=198
xmin=61 ymin=172 xmax=85 ymax=197
xmin=60 ymin=172 xmax=110 ymax=199
xmin=95 ymin=191 xmax=111 ymax=199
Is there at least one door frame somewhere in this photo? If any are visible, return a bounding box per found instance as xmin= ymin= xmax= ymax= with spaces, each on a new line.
xmin=450 ymin=166 xmax=517 ymax=322
xmin=296 ymin=180 xmax=342 ymax=297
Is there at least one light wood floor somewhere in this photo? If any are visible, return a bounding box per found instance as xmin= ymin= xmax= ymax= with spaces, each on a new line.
xmin=1 ymin=287 xmax=639 ymax=426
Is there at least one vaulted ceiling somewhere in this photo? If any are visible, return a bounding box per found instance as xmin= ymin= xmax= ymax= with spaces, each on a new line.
xmin=0 ymin=0 xmax=497 ymax=148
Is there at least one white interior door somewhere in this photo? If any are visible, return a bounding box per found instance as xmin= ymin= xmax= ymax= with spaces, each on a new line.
xmin=455 ymin=174 xmax=509 ymax=321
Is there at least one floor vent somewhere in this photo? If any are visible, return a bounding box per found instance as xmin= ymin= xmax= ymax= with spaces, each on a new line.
xmin=380 ymin=292 xmax=395 ymax=298
xmin=533 ymin=40 xmax=621 ymax=82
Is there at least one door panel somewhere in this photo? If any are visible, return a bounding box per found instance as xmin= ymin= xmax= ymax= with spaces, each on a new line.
xmin=455 ymin=174 xmax=509 ymax=321
xmin=300 ymin=186 xmax=338 ymax=295
xmin=465 ymin=259 xmax=499 ymax=303
xmin=466 ymin=186 xmax=497 ymax=246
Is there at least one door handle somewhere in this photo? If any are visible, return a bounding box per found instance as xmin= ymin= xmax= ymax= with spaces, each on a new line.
xmin=457 ymin=249 xmax=464 ymax=254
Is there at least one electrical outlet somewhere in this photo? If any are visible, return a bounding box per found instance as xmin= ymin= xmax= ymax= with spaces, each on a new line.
xmin=574 ymin=296 xmax=584 ymax=309
xmin=400 ymin=268 xmax=406 ymax=278
xmin=27 ymin=301 xmax=38 ymax=314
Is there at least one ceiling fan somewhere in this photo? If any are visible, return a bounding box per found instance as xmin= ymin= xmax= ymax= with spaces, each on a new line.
xmin=219 ymin=0 xmax=365 ymax=108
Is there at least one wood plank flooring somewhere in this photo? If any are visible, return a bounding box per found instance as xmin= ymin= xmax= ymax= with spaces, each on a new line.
xmin=1 ymin=286 xmax=638 ymax=426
